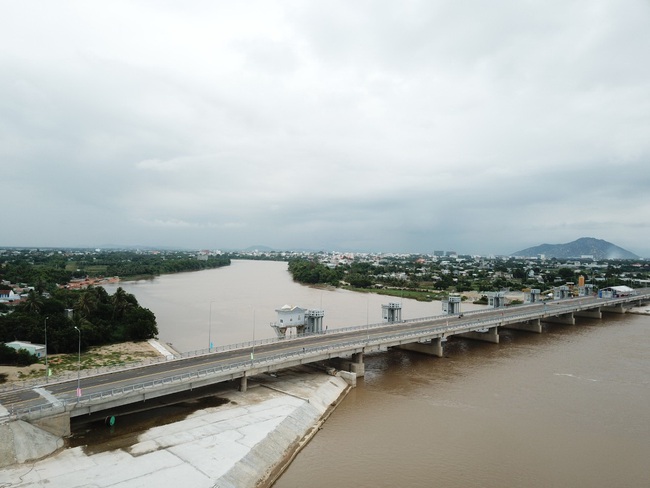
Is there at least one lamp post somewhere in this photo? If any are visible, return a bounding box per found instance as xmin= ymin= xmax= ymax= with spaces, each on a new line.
xmin=74 ymin=326 xmax=81 ymax=401
xmin=44 ymin=316 xmax=49 ymax=383
xmin=366 ymin=294 xmax=370 ymax=342
xmin=251 ymin=310 xmax=256 ymax=364
xmin=209 ymin=301 xmax=216 ymax=352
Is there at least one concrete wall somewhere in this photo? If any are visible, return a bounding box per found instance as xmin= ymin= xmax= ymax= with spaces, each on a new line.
xmin=219 ymin=375 xmax=349 ymax=488
xmin=0 ymin=420 xmax=64 ymax=468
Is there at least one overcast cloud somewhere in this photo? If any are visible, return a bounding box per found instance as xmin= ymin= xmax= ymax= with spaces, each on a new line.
xmin=2 ymin=1 xmax=649 ymax=256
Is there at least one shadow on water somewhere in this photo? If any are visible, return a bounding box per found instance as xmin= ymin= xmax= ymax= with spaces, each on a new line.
xmin=67 ymin=383 xmax=234 ymax=455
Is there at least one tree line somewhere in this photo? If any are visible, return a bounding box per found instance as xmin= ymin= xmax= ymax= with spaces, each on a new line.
xmin=0 ymin=286 xmax=158 ymax=363
xmin=1 ymin=251 xmax=231 ymax=291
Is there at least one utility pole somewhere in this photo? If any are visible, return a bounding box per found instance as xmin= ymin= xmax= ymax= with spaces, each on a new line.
xmin=74 ymin=326 xmax=81 ymax=402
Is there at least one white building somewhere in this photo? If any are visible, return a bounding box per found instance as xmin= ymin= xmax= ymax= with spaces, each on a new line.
xmin=5 ymin=341 xmax=46 ymax=358
xmin=0 ymin=289 xmax=21 ymax=303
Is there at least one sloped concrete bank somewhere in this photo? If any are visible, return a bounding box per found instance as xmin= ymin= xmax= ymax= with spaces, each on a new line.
xmin=0 ymin=420 xmax=65 ymax=467
xmin=0 ymin=367 xmax=351 ymax=487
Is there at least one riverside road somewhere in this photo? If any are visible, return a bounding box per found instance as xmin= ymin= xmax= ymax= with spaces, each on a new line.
xmin=1 ymin=290 xmax=648 ymax=423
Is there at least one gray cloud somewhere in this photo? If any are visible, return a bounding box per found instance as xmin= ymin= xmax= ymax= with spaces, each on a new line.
xmin=1 ymin=1 xmax=649 ymax=256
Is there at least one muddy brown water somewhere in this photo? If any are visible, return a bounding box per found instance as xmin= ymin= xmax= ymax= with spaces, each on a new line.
xmin=102 ymin=261 xmax=650 ymax=487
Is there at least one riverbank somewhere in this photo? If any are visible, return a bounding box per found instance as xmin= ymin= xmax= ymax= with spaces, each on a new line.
xmin=0 ymin=341 xmax=164 ymax=384
xmin=0 ymin=365 xmax=351 ymax=487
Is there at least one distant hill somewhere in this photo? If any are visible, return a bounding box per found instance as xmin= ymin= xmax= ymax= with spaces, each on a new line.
xmin=511 ymin=237 xmax=639 ymax=260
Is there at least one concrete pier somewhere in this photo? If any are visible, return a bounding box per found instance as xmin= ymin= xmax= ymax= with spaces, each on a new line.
xmin=574 ymin=308 xmax=603 ymax=319
xmin=602 ymin=304 xmax=626 ymax=314
xmin=458 ymin=326 xmax=499 ymax=344
xmin=397 ymin=337 xmax=444 ymax=357
xmin=502 ymin=319 xmax=542 ymax=333
xmin=349 ymin=352 xmax=365 ymax=377
xmin=544 ymin=312 xmax=575 ymax=325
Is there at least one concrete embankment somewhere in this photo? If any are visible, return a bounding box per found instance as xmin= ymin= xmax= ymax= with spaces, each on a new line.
xmin=0 ymin=366 xmax=351 ymax=487
xmin=0 ymin=421 xmax=65 ymax=467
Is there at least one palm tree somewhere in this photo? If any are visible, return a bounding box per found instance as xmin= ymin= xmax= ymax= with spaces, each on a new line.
xmin=76 ymin=290 xmax=98 ymax=319
xmin=23 ymin=289 xmax=44 ymax=314
xmin=111 ymin=287 xmax=132 ymax=320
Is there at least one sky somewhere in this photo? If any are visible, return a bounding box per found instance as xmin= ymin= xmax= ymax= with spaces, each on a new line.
xmin=2 ymin=1 xmax=649 ymax=257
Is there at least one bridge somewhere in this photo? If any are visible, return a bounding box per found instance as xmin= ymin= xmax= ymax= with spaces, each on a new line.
xmin=1 ymin=289 xmax=648 ymax=436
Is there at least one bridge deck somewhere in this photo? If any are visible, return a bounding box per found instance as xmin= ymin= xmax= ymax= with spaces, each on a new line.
xmin=1 ymin=289 xmax=648 ymax=423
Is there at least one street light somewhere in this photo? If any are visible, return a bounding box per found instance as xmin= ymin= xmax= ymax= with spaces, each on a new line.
xmin=366 ymin=294 xmax=370 ymax=342
xmin=74 ymin=326 xmax=81 ymax=401
xmin=209 ymin=301 xmax=216 ymax=352
xmin=251 ymin=310 xmax=256 ymax=364
xmin=44 ymin=316 xmax=49 ymax=383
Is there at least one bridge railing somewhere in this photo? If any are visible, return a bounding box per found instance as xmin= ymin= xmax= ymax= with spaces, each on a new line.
xmin=4 ymin=291 xmax=650 ymax=422
xmin=2 ymin=309 xmax=556 ymax=420
xmin=2 ymin=291 xmax=648 ymax=397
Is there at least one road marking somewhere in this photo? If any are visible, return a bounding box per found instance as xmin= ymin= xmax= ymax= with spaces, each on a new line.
xmin=34 ymin=388 xmax=63 ymax=407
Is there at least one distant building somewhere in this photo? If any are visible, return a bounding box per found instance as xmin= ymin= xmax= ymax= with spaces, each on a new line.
xmin=5 ymin=341 xmax=46 ymax=358
xmin=0 ymin=289 xmax=20 ymax=303
xmin=598 ymin=286 xmax=636 ymax=298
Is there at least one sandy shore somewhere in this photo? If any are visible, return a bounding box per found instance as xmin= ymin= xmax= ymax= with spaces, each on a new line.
xmin=0 ymin=341 xmax=163 ymax=384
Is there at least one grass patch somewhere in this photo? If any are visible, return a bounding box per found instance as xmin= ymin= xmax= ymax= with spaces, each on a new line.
xmin=343 ymin=286 xmax=449 ymax=301
xmin=40 ymin=343 xmax=159 ymax=376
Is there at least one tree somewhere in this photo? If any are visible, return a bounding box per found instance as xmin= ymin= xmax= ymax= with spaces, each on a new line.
xmin=346 ymin=273 xmax=372 ymax=288
xmin=76 ymin=290 xmax=98 ymax=318
xmin=22 ymin=290 xmax=43 ymax=314
xmin=111 ymin=287 xmax=132 ymax=320
xmin=558 ymin=267 xmax=576 ymax=282
xmin=123 ymin=307 xmax=158 ymax=341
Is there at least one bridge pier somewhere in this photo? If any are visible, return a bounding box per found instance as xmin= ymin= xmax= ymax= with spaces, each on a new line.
xmin=349 ymin=352 xmax=365 ymax=377
xmin=602 ymin=304 xmax=626 ymax=314
xmin=239 ymin=375 xmax=248 ymax=393
xmin=329 ymin=352 xmax=365 ymax=377
xmin=574 ymin=308 xmax=602 ymax=319
xmin=458 ymin=326 xmax=499 ymax=344
xmin=501 ymin=319 xmax=542 ymax=333
xmin=396 ymin=337 xmax=444 ymax=357
xmin=544 ymin=312 xmax=575 ymax=325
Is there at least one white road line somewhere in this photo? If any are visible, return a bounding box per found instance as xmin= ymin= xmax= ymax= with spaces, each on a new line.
xmin=34 ymin=388 xmax=63 ymax=407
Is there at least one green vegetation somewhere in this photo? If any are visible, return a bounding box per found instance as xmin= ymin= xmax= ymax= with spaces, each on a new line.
xmin=286 ymin=254 xmax=649 ymax=298
xmin=0 ymin=249 xmax=231 ymax=291
xmin=288 ymin=259 xmax=343 ymax=286
xmin=0 ymin=248 xmax=234 ymax=366
xmin=0 ymin=343 xmax=39 ymax=366
xmin=0 ymin=286 xmax=158 ymax=361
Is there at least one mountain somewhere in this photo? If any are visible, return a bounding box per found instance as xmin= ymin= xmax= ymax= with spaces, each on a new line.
xmin=511 ymin=237 xmax=639 ymax=260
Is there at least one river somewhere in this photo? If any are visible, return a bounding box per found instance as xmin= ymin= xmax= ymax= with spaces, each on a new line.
xmin=106 ymin=260 xmax=650 ymax=487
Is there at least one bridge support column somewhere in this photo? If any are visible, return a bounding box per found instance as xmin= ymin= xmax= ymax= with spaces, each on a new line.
xmin=458 ymin=327 xmax=499 ymax=344
xmin=602 ymin=304 xmax=626 ymax=314
xmin=350 ymin=352 xmax=365 ymax=377
xmin=502 ymin=319 xmax=542 ymax=333
xmin=239 ymin=375 xmax=248 ymax=393
xmin=575 ymin=308 xmax=602 ymax=319
xmin=544 ymin=312 xmax=575 ymax=325
xmin=397 ymin=338 xmax=444 ymax=357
